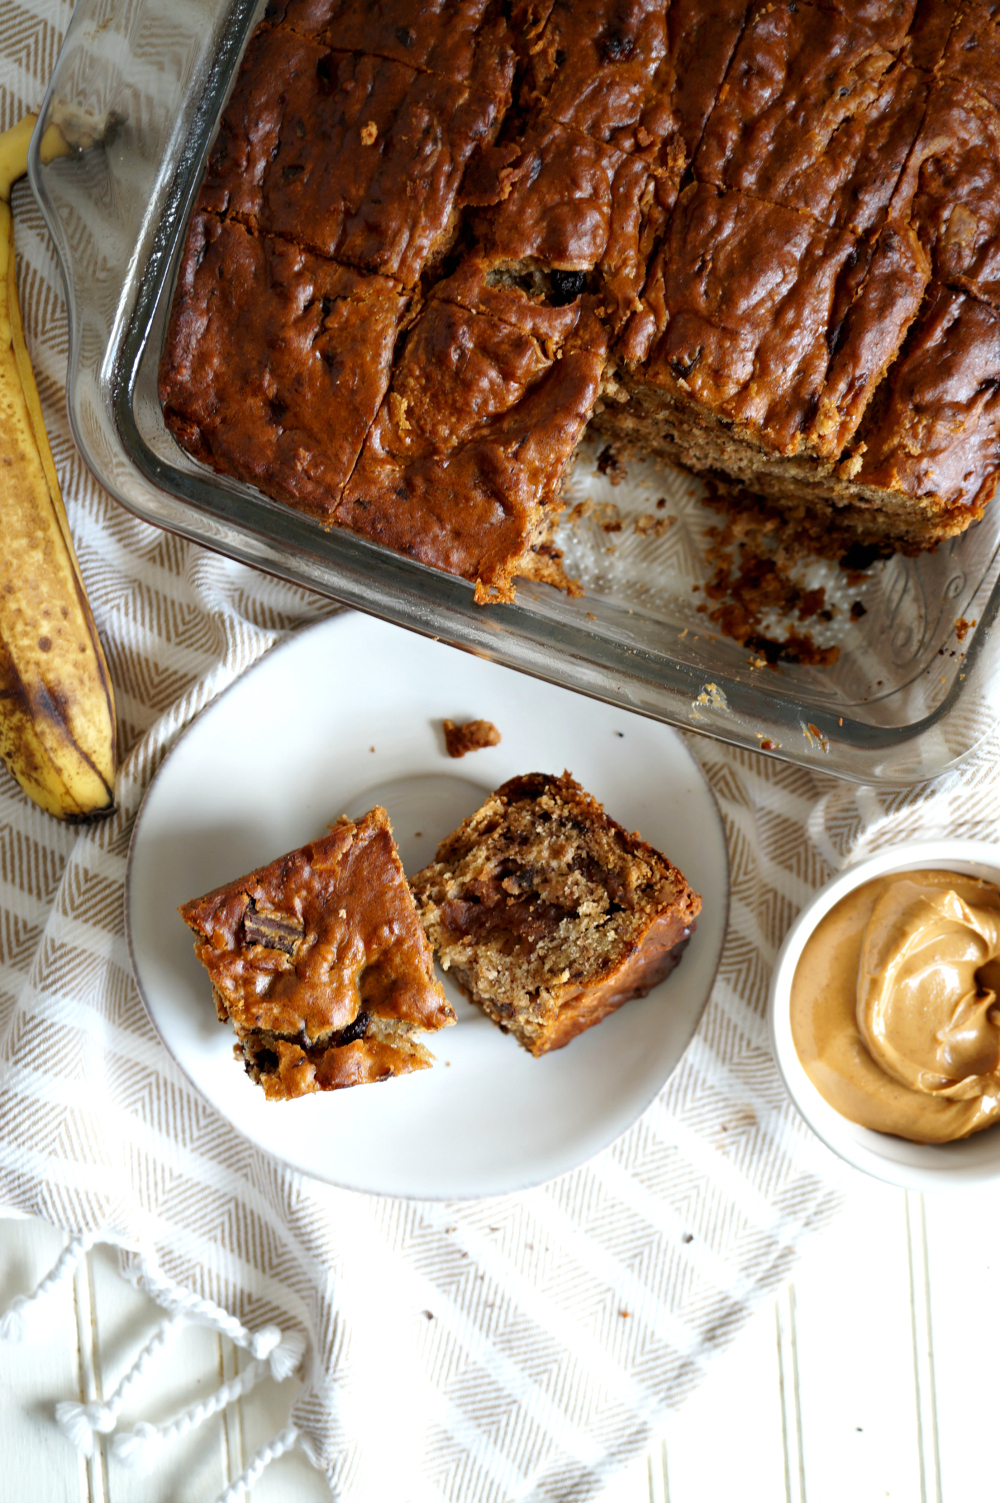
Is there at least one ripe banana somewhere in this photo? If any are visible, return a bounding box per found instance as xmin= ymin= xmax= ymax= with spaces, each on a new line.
xmin=0 ymin=115 xmax=116 ymax=820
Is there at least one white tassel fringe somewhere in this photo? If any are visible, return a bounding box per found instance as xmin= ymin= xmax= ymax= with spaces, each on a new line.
xmin=0 ymin=1232 xmax=96 ymax=1342
xmin=55 ymin=1312 xmax=184 ymax=1457
xmin=0 ymin=1231 xmax=309 ymax=1498
xmin=113 ymin=1356 xmax=274 ymax=1470
xmin=216 ymin=1425 xmax=301 ymax=1503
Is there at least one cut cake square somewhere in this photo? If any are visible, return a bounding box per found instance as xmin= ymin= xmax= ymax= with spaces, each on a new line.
xmin=517 ymin=0 xmax=671 ymax=153
xmin=338 ymin=261 xmax=608 ymax=601
xmin=410 ymin=771 xmax=701 ymax=1056
xmin=197 ymin=26 xmax=508 ymax=287
xmin=693 ymin=3 xmax=928 ymax=237
xmin=621 ymin=182 xmax=928 ymax=459
xmin=159 ymin=213 xmax=408 ymax=517
xmin=179 ymin=807 xmax=455 ymax=1100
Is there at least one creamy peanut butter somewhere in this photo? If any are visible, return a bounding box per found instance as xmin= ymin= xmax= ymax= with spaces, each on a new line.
xmin=790 ymin=871 xmax=1000 ymax=1143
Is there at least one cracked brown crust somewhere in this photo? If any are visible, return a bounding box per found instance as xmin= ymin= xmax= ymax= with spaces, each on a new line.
xmin=197 ymin=27 xmax=509 ymax=287
xmin=159 ymin=212 xmax=409 ymax=518
xmin=180 ymin=807 xmax=454 ymax=1100
xmin=694 ymin=5 xmax=928 ymax=236
xmin=517 ymin=0 xmax=673 ymax=153
xmin=624 ymin=182 xmax=929 ymax=460
xmin=338 ymin=262 xmax=607 ymax=601
xmin=261 ymin=0 xmax=516 ymax=96
xmin=160 ymin=0 xmax=1000 ymax=595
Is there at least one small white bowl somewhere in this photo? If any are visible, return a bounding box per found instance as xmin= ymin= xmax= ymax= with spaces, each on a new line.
xmin=769 ymin=839 xmax=1000 ymax=1191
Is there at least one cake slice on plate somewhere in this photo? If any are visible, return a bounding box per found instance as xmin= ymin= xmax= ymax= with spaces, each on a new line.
xmin=180 ymin=807 xmax=455 ymax=1099
xmin=410 ymin=771 xmax=701 ymax=1055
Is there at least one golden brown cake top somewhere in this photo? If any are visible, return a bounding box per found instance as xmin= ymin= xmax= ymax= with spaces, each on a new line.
xmin=694 ymin=3 xmax=928 ymax=237
xmin=264 ymin=0 xmax=516 ymax=95
xmin=158 ymin=213 xmax=407 ymax=518
xmin=198 ymin=26 xmax=509 ymax=287
xmin=338 ymin=262 xmax=608 ymax=600
xmin=626 ymin=181 xmax=929 ymax=459
xmin=857 ymin=285 xmax=1000 ymax=519
xmin=518 ymin=0 xmax=672 ymax=152
xmin=179 ymin=807 xmax=454 ymax=1043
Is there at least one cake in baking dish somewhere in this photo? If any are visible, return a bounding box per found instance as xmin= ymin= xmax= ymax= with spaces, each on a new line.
xmin=179 ymin=807 xmax=455 ymax=1100
xmin=409 ymin=771 xmax=701 ymax=1055
xmin=160 ymin=0 xmax=1000 ymax=601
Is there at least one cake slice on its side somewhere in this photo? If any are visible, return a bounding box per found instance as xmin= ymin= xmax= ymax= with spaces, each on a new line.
xmin=410 ymin=772 xmax=701 ymax=1055
xmin=179 ymin=808 xmax=455 ymax=1100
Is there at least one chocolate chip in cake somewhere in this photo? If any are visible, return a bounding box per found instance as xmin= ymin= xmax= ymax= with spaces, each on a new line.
xmin=337 ymin=1010 xmax=372 ymax=1047
xmin=549 ymin=269 xmax=586 ymax=306
xmin=241 ymin=898 xmax=304 ymax=954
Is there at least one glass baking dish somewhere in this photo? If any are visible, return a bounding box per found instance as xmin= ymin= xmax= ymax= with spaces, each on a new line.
xmin=30 ymin=0 xmax=1000 ymax=784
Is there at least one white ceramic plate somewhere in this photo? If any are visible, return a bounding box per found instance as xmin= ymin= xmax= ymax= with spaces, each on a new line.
xmin=126 ymin=613 xmax=729 ymax=1199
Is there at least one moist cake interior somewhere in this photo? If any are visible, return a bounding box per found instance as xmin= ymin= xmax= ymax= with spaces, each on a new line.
xmin=410 ymin=771 xmax=701 ymax=1055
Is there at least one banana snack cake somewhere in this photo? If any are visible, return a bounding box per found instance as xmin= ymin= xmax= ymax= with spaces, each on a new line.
xmin=410 ymin=771 xmax=701 ymax=1054
xmin=179 ymin=807 xmax=455 ymax=1100
xmin=160 ymin=1 xmax=1000 ymax=599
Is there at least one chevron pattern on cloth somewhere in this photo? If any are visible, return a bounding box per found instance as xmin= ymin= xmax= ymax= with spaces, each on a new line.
xmin=4 ymin=6 xmax=998 ymax=1499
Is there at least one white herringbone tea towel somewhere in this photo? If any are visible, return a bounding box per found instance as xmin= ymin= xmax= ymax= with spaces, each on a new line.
xmin=2 ymin=9 xmax=998 ymax=1501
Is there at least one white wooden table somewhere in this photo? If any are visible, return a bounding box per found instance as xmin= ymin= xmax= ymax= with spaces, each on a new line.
xmin=2 ymin=1169 xmax=993 ymax=1501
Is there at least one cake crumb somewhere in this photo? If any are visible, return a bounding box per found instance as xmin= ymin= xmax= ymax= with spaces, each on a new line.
xmin=592 ymin=500 xmax=622 ymax=532
xmin=694 ymin=682 xmax=728 ymax=711
xmin=696 ymin=499 xmax=840 ymax=667
xmin=635 ymin=512 xmax=676 ymax=537
xmin=596 ymin=444 xmax=627 ymax=484
xmin=360 ymin=120 xmax=378 ymax=145
xmin=443 ymin=718 xmax=501 ymax=757
xmin=410 ymin=771 xmax=700 ymax=1058
xmin=955 ymin=616 xmax=976 ymax=642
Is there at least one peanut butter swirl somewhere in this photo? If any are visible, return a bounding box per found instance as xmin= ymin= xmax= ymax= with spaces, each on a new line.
xmin=790 ymin=871 xmax=1000 ymax=1144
